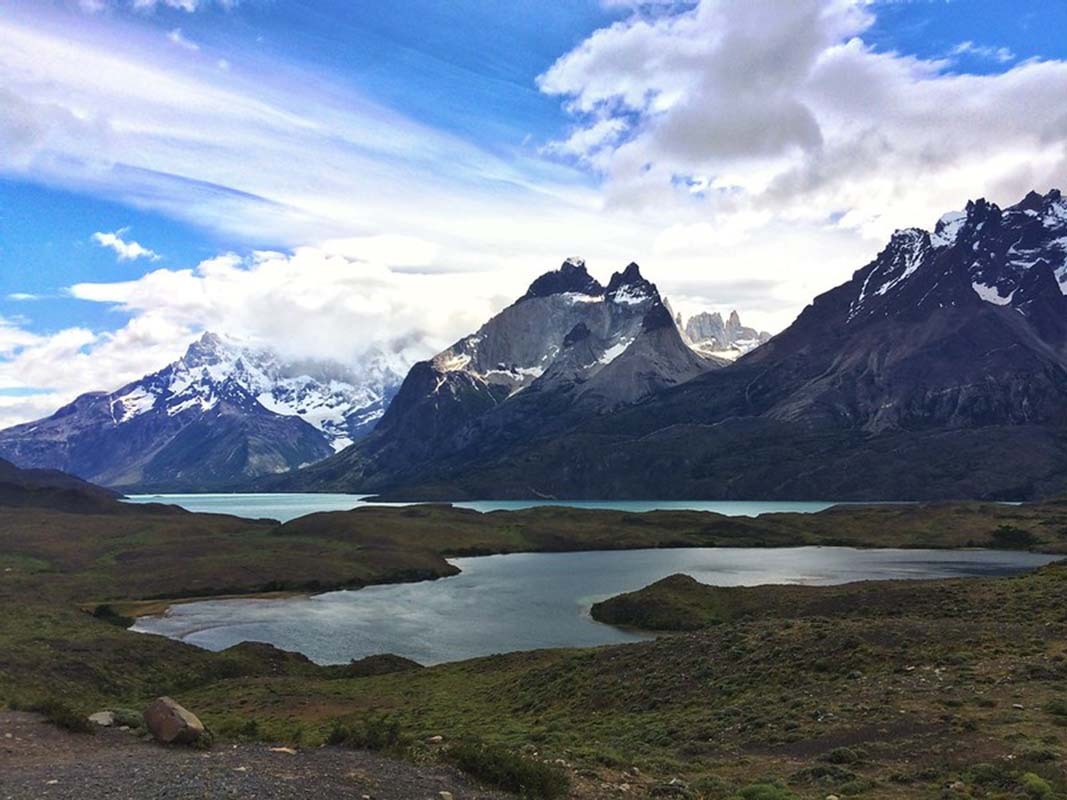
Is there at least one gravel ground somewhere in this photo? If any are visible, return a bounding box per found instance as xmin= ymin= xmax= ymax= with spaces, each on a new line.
xmin=0 ymin=712 xmax=509 ymax=800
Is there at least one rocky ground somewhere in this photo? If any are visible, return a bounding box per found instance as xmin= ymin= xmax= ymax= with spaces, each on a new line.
xmin=0 ymin=712 xmax=507 ymax=800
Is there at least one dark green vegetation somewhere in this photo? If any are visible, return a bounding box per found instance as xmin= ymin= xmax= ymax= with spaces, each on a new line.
xmin=6 ymin=474 xmax=1067 ymax=797
xmin=447 ymin=740 xmax=570 ymax=800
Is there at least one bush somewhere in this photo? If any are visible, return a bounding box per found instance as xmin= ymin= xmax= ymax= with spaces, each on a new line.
xmin=791 ymin=764 xmax=857 ymax=784
xmin=447 ymin=739 xmax=569 ymax=800
xmin=821 ymin=746 xmax=866 ymax=765
xmin=732 ymin=783 xmax=797 ymax=800
xmin=1044 ymin=698 xmax=1067 ymax=717
xmin=326 ymin=716 xmax=411 ymax=753
xmin=110 ymin=707 xmax=145 ymax=729
xmin=990 ymin=526 xmax=1039 ymax=549
xmin=1021 ymin=772 xmax=1053 ymax=799
xmin=27 ymin=697 xmax=95 ymax=734
xmin=91 ymin=604 xmax=134 ymax=628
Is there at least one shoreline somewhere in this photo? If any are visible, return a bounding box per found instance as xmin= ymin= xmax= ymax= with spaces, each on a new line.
xmin=122 ymin=550 xmax=1058 ymax=665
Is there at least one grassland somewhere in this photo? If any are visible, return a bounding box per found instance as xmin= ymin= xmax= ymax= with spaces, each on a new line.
xmin=4 ymin=499 xmax=1067 ymax=798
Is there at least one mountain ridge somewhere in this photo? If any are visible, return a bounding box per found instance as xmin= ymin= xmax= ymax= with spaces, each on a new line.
xmin=271 ymin=259 xmax=728 ymax=492
xmin=307 ymin=188 xmax=1067 ymax=501
xmin=0 ymin=333 xmax=410 ymax=491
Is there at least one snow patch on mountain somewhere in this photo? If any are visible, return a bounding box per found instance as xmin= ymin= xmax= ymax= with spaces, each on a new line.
xmin=108 ymin=333 xmax=409 ymax=451
xmin=972 ymin=282 xmax=1014 ymax=306
xmin=849 ymin=190 xmax=1067 ymax=320
xmin=931 ymin=211 xmax=966 ymax=248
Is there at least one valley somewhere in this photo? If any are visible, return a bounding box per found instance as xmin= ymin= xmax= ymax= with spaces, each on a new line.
xmin=4 ymin=462 xmax=1067 ymax=798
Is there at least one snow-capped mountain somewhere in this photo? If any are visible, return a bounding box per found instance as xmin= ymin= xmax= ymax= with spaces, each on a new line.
xmin=159 ymin=332 xmax=408 ymax=452
xmin=420 ymin=259 xmax=705 ymax=406
xmin=682 ymin=310 xmax=770 ymax=360
xmin=276 ymin=259 xmax=726 ymax=492
xmin=288 ymin=189 xmax=1067 ymax=502
xmin=0 ymin=333 xmax=409 ymax=490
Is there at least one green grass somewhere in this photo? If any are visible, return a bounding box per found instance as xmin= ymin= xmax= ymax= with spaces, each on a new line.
xmin=17 ymin=696 xmax=96 ymax=734
xmin=4 ymin=501 xmax=1067 ymax=797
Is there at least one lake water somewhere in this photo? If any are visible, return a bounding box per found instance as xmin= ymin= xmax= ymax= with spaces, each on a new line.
xmin=132 ymin=547 xmax=1060 ymax=666
xmin=123 ymin=492 xmax=846 ymax=522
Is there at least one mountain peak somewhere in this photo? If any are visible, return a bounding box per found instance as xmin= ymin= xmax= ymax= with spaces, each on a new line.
xmin=519 ymin=259 xmax=605 ymax=302
xmin=607 ymin=262 xmax=645 ymax=291
xmin=181 ymin=331 xmax=235 ymax=367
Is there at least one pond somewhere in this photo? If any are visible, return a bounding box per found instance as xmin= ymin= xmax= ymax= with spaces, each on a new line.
xmin=132 ymin=546 xmax=1059 ymax=665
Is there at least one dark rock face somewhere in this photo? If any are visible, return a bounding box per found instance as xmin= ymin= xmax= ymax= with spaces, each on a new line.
xmin=0 ymin=334 xmax=405 ymax=491
xmin=276 ymin=261 xmax=725 ymax=492
xmin=519 ymin=257 xmax=605 ymax=302
xmin=302 ymin=189 xmax=1067 ymax=502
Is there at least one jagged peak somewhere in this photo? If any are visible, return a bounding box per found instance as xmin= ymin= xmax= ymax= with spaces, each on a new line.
xmin=606 ymin=262 xmax=646 ymax=293
xmin=518 ymin=259 xmax=605 ymax=303
xmin=181 ymin=331 xmax=236 ymax=366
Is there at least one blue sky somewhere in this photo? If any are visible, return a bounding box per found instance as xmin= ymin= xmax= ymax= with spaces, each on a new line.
xmin=1 ymin=0 xmax=1066 ymax=425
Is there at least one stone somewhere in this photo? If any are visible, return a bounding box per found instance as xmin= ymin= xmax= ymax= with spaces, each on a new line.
xmin=426 ymin=735 xmax=444 ymax=744
xmin=143 ymin=697 xmax=205 ymax=745
xmin=88 ymin=711 xmax=115 ymax=727
xmin=438 ymin=793 xmax=454 ymax=800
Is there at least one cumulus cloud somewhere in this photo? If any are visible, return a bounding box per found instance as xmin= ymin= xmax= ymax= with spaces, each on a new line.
xmin=91 ymin=229 xmax=161 ymax=261
xmin=538 ymin=0 xmax=1067 ymax=240
xmin=0 ymin=242 xmax=527 ymax=427
xmin=65 ymin=247 xmax=515 ymax=365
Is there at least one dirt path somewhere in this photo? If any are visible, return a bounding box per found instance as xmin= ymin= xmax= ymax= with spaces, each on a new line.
xmin=0 ymin=712 xmax=509 ymax=800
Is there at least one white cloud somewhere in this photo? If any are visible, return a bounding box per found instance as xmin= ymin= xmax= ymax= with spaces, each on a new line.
xmin=950 ymin=41 xmax=1016 ymax=64
xmin=136 ymin=0 xmax=237 ymax=11
xmin=91 ymin=229 xmax=161 ymax=261
xmin=78 ymin=0 xmax=237 ymax=11
xmin=167 ymin=27 xmax=199 ymax=51
xmin=538 ymin=0 xmax=1067 ymax=241
xmin=0 ymin=243 xmax=521 ymax=427
xmin=3 ymin=0 xmax=1067 ymax=429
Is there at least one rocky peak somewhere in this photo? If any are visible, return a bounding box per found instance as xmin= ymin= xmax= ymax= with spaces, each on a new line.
xmin=606 ymin=262 xmax=645 ymax=292
xmin=684 ymin=310 xmax=770 ymax=358
xmin=844 ymin=188 xmax=1067 ymax=325
xmin=181 ymin=331 xmax=232 ymax=368
xmin=605 ymin=262 xmax=658 ymax=307
xmin=519 ymin=258 xmax=604 ymax=302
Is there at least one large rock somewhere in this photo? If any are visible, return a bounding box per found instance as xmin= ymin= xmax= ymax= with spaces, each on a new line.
xmin=143 ymin=697 xmax=205 ymax=745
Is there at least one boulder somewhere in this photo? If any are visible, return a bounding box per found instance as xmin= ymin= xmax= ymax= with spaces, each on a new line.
xmin=88 ymin=711 xmax=115 ymax=727
xmin=143 ymin=697 xmax=205 ymax=745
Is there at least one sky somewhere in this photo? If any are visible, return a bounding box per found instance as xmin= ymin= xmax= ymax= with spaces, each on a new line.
xmin=1 ymin=0 xmax=1066 ymax=426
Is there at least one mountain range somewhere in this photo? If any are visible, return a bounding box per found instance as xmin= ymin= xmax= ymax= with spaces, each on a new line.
xmin=269 ymin=258 xmax=728 ymax=492
xmin=0 ymin=334 xmax=409 ymax=491
xmin=3 ymin=188 xmax=1065 ymax=500
xmin=281 ymin=188 xmax=1067 ymax=501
